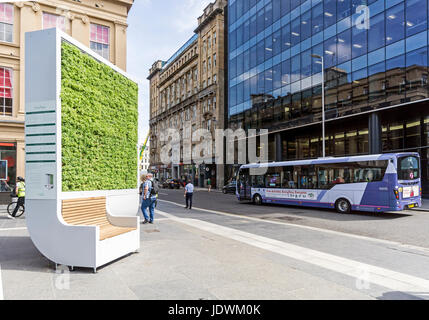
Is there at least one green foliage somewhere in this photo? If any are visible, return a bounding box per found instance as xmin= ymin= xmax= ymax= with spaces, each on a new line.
xmin=61 ymin=41 xmax=138 ymax=192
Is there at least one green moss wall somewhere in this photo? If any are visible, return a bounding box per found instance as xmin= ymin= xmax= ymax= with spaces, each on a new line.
xmin=61 ymin=41 xmax=138 ymax=192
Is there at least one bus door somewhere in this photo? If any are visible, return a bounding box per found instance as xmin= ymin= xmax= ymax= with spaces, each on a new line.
xmin=238 ymin=168 xmax=251 ymax=200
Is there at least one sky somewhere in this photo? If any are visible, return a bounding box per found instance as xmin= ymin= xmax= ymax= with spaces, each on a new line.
xmin=127 ymin=0 xmax=214 ymax=144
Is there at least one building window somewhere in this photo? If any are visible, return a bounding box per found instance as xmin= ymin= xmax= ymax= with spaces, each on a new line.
xmin=213 ymin=32 xmax=216 ymax=46
xmin=0 ymin=142 xmax=16 ymax=191
xmin=192 ymin=105 xmax=196 ymax=120
xmin=90 ymin=23 xmax=110 ymax=60
xmin=213 ymin=74 xmax=217 ymax=84
xmin=0 ymin=67 xmax=12 ymax=116
xmin=0 ymin=3 xmax=13 ymax=43
xmin=43 ymin=13 xmax=66 ymax=31
xmin=213 ymin=53 xmax=217 ymax=67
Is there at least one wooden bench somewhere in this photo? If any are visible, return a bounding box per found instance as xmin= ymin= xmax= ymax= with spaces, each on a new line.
xmin=62 ymin=196 xmax=136 ymax=241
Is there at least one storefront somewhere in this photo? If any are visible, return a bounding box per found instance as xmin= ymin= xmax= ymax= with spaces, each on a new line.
xmin=0 ymin=142 xmax=16 ymax=204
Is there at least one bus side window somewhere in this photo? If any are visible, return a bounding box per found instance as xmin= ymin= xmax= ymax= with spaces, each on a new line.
xmin=317 ymin=167 xmax=328 ymax=189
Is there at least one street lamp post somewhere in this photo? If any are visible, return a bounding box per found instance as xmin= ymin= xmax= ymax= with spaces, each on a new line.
xmin=311 ymin=54 xmax=325 ymax=158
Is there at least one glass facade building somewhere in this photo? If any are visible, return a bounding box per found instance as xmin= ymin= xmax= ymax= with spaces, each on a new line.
xmin=227 ymin=0 xmax=429 ymax=194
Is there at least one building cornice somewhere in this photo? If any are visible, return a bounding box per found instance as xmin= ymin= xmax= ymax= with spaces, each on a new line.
xmin=194 ymin=8 xmax=223 ymax=33
xmin=18 ymin=0 xmax=131 ymax=25
xmin=158 ymin=53 xmax=198 ymax=87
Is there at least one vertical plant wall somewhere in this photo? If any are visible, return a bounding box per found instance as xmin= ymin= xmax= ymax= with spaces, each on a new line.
xmin=61 ymin=41 xmax=138 ymax=192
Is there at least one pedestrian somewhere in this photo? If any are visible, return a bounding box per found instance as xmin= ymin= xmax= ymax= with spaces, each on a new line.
xmin=184 ymin=180 xmax=194 ymax=210
xmin=10 ymin=176 xmax=25 ymax=219
xmin=141 ymin=173 xmax=157 ymax=224
xmin=207 ymin=177 xmax=211 ymax=192
xmin=1 ymin=179 xmax=10 ymax=192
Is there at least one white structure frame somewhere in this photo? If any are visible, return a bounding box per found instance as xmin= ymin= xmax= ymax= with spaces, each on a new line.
xmin=25 ymin=29 xmax=140 ymax=272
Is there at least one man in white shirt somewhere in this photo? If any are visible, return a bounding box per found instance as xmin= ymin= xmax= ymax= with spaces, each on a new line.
xmin=184 ymin=180 xmax=194 ymax=210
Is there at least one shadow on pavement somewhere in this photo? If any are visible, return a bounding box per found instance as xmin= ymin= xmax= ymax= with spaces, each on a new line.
xmin=235 ymin=202 xmax=413 ymax=222
xmin=0 ymin=236 xmax=51 ymax=272
xmin=378 ymin=291 xmax=426 ymax=300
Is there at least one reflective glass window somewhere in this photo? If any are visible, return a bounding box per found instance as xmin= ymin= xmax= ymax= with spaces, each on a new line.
xmin=273 ymin=63 xmax=282 ymax=90
xmin=291 ymin=54 xmax=301 ymax=82
xmin=237 ymin=52 xmax=244 ymax=76
xmin=337 ymin=29 xmax=352 ymax=64
xmin=230 ymin=1 xmax=236 ymax=24
xmin=237 ymin=81 xmax=244 ymax=104
xmin=386 ymin=54 xmax=406 ymax=103
xmin=250 ymin=14 xmax=257 ymax=38
xmin=230 ymin=29 xmax=237 ymax=51
xmin=291 ymin=18 xmax=301 ymax=46
xmin=243 ymin=49 xmax=250 ymax=73
xmin=301 ymin=49 xmax=312 ymax=78
xmin=282 ymin=24 xmax=291 ymax=51
xmin=257 ymin=9 xmax=265 ymax=34
xmin=282 ymin=59 xmax=291 ymax=85
xmin=273 ymin=0 xmax=281 ymax=22
xmin=368 ymin=61 xmax=386 ymax=103
xmin=324 ymin=36 xmax=337 ymax=68
xmin=250 ymin=45 xmax=257 ymax=68
xmin=386 ymin=3 xmax=405 ymax=46
xmin=236 ymin=0 xmax=243 ymax=19
xmin=243 ymin=19 xmax=250 ymax=43
xmin=368 ymin=12 xmax=385 ymax=52
xmin=352 ymin=27 xmax=367 ymax=59
xmin=291 ymin=0 xmax=301 ymax=11
xmin=281 ymin=0 xmax=290 ymax=15
xmin=265 ymin=35 xmax=273 ymax=60
xmin=273 ymin=29 xmax=282 ymax=56
xmin=236 ymin=24 xmax=243 ymax=48
xmin=405 ymin=0 xmax=427 ymax=37
xmin=337 ymin=0 xmax=351 ymax=21
xmin=265 ymin=2 xmax=273 ymax=29
xmin=312 ymin=43 xmax=323 ymax=74
xmin=324 ymin=0 xmax=337 ymax=28
xmin=301 ymin=10 xmax=311 ymax=41
xmin=257 ymin=72 xmax=265 ymax=93
xmin=406 ymin=47 xmax=428 ymax=101
xmin=257 ymin=40 xmax=265 ymax=65
xmin=265 ymin=68 xmax=273 ymax=92
xmin=312 ymin=3 xmax=323 ymax=35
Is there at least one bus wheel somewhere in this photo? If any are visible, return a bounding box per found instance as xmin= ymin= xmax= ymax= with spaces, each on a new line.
xmin=335 ymin=198 xmax=351 ymax=214
xmin=253 ymin=194 xmax=262 ymax=205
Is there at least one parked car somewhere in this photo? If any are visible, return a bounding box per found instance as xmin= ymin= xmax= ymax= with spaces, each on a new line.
xmin=164 ymin=179 xmax=181 ymax=189
xmin=222 ymin=181 xmax=237 ymax=194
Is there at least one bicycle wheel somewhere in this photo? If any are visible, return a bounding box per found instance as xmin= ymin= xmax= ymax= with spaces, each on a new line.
xmin=7 ymin=202 xmax=25 ymax=218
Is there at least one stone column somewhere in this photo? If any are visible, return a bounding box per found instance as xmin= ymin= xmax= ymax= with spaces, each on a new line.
xmin=369 ymin=112 xmax=382 ymax=154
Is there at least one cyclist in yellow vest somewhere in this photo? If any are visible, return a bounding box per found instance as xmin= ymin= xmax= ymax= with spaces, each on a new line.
xmin=11 ymin=176 xmax=25 ymax=218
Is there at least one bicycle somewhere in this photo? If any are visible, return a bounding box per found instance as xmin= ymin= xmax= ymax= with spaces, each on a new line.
xmin=7 ymin=193 xmax=25 ymax=218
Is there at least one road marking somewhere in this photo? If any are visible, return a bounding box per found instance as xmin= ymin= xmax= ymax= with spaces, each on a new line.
xmin=157 ymin=210 xmax=429 ymax=296
xmin=0 ymin=265 xmax=4 ymax=300
xmin=158 ymin=199 xmax=429 ymax=255
xmin=0 ymin=227 xmax=27 ymax=232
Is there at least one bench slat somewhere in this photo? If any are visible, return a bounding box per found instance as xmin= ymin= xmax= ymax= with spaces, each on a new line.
xmin=61 ymin=196 xmax=136 ymax=241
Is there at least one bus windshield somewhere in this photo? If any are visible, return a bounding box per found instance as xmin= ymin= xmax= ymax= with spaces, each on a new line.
xmin=398 ymin=156 xmax=420 ymax=180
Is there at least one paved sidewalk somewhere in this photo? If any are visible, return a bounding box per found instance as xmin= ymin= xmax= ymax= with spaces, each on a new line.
xmin=0 ymin=210 xmax=374 ymax=300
